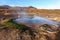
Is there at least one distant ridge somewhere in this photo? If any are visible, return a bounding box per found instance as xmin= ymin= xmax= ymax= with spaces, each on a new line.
xmin=0 ymin=5 xmax=60 ymax=21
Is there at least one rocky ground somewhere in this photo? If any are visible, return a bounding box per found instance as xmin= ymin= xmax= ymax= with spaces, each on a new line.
xmin=0 ymin=5 xmax=60 ymax=40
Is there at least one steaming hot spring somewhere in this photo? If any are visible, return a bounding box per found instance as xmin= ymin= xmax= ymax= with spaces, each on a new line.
xmin=12 ymin=12 xmax=59 ymax=30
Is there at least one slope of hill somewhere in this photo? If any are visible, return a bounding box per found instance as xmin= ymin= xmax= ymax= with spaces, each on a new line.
xmin=0 ymin=5 xmax=60 ymax=21
xmin=0 ymin=5 xmax=60 ymax=40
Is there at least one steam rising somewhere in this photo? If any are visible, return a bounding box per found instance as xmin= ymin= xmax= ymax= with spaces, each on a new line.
xmin=13 ymin=11 xmax=59 ymax=28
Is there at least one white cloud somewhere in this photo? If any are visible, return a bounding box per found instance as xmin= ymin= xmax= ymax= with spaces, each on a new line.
xmin=39 ymin=0 xmax=60 ymax=9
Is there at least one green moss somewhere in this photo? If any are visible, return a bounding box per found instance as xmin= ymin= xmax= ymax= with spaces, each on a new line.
xmin=2 ymin=19 xmax=31 ymax=31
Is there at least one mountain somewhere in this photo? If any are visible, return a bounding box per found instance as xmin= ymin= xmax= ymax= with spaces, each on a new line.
xmin=0 ymin=5 xmax=11 ymax=9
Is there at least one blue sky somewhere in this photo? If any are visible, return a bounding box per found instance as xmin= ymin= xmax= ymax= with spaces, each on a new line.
xmin=0 ymin=0 xmax=60 ymax=9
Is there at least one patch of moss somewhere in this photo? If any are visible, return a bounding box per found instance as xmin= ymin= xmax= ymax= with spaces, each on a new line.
xmin=1 ymin=19 xmax=31 ymax=31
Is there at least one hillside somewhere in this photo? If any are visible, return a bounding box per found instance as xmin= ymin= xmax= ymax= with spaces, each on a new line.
xmin=0 ymin=5 xmax=60 ymax=22
xmin=0 ymin=5 xmax=60 ymax=40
